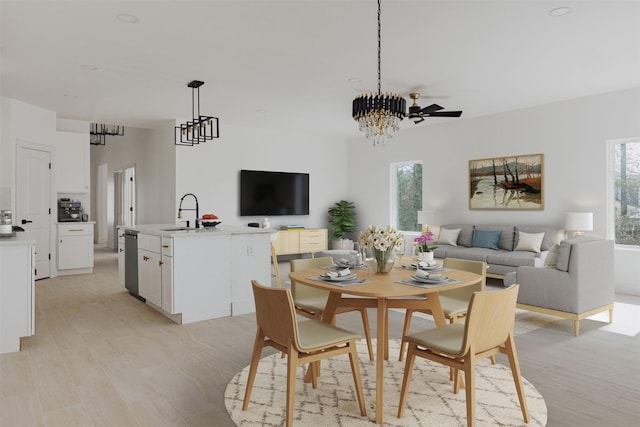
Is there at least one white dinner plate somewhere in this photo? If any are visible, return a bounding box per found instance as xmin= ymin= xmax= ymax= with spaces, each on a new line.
xmin=321 ymin=273 xmax=357 ymax=282
xmin=410 ymin=275 xmax=449 ymax=284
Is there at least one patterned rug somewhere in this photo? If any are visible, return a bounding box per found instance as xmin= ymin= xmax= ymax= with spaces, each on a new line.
xmin=225 ymin=339 xmax=547 ymax=426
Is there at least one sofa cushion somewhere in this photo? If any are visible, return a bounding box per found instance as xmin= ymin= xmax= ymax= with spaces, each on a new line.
xmin=516 ymin=226 xmax=565 ymax=251
xmin=544 ymin=244 xmax=560 ymax=268
xmin=486 ymin=251 xmax=537 ymax=268
xmin=471 ymin=229 xmax=502 ymax=250
xmin=473 ymin=225 xmax=515 ymax=250
xmin=438 ymin=228 xmax=461 ymax=246
xmin=440 ymin=224 xmax=474 ymax=247
xmin=438 ymin=246 xmax=494 ymax=262
xmin=514 ymin=231 xmax=545 ymax=253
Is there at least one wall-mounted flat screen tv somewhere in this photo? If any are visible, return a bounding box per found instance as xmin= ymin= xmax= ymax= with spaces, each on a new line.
xmin=240 ymin=169 xmax=310 ymax=216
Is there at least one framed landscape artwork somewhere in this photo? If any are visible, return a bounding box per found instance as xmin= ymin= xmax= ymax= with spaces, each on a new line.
xmin=469 ymin=153 xmax=544 ymax=210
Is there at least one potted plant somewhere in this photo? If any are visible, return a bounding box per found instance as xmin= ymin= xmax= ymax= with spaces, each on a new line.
xmin=328 ymin=200 xmax=356 ymax=250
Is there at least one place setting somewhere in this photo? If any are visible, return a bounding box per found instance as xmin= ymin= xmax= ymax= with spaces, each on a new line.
xmin=400 ymin=259 xmax=446 ymax=273
xmin=398 ymin=268 xmax=461 ymax=287
xmin=308 ymin=268 xmax=371 ymax=286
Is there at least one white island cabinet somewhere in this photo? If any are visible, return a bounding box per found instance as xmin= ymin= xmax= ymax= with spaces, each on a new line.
xmin=130 ymin=225 xmax=271 ymax=324
xmin=57 ymin=222 xmax=94 ymax=275
xmin=0 ymin=239 xmax=35 ymax=354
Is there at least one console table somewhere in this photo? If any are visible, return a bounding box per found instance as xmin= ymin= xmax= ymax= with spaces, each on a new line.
xmin=272 ymin=228 xmax=327 ymax=255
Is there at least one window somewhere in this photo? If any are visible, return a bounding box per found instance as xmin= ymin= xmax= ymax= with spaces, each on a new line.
xmin=391 ymin=161 xmax=423 ymax=232
xmin=611 ymin=139 xmax=640 ymax=247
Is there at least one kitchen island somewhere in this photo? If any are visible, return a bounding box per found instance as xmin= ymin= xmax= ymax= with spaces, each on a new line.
xmin=0 ymin=237 xmax=35 ymax=354
xmin=122 ymin=224 xmax=272 ymax=324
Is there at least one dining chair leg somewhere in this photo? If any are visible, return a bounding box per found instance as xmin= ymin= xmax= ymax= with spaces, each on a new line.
xmin=286 ymin=350 xmax=298 ymax=427
xmin=463 ymin=357 xmax=476 ymax=427
xmin=270 ymin=243 xmax=282 ymax=288
xmin=359 ymin=308 xmax=374 ymax=361
xmin=397 ymin=341 xmax=417 ymax=418
xmin=398 ymin=309 xmax=414 ymax=361
xmin=347 ymin=341 xmax=368 ymax=416
xmin=243 ymin=331 xmax=266 ymax=410
xmin=505 ymin=335 xmax=530 ymax=423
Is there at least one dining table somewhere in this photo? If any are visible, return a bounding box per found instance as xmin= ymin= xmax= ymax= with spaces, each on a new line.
xmin=288 ymin=264 xmax=482 ymax=424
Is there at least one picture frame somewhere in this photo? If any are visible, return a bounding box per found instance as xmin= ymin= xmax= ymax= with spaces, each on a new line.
xmin=469 ymin=153 xmax=544 ymax=210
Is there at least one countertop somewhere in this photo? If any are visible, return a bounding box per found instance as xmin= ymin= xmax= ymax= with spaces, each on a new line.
xmin=0 ymin=234 xmax=36 ymax=246
xmin=125 ymin=223 xmax=276 ymax=238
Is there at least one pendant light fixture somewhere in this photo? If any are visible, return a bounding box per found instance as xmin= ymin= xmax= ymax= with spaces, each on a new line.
xmin=90 ymin=123 xmax=125 ymax=145
xmin=175 ymin=80 xmax=220 ymax=146
xmin=352 ymin=0 xmax=405 ymax=146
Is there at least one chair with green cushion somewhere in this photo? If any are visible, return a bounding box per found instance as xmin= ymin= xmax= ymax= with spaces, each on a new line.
xmin=290 ymin=256 xmax=374 ymax=360
xmin=397 ymin=257 xmax=487 ymax=361
xmin=397 ymin=284 xmax=529 ymax=427
xmin=243 ymin=280 xmax=367 ymax=427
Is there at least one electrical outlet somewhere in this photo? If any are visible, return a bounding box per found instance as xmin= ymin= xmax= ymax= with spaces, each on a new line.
xmin=246 ymin=244 xmax=254 ymax=256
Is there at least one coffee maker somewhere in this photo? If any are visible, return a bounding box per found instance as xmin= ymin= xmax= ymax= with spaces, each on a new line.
xmin=58 ymin=198 xmax=83 ymax=222
xmin=0 ymin=210 xmax=12 ymax=234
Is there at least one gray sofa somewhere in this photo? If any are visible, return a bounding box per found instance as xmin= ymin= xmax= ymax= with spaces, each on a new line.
xmin=432 ymin=224 xmax=566 ymax=278
xmin=504 ymin=236 xmax=614 ymax=336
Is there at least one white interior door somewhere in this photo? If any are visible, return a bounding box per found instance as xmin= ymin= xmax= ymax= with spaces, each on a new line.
xmin=17 ymin=146 xmax=51 ymax=279
xmin=123 ymin=166 xmax=135 ymax=226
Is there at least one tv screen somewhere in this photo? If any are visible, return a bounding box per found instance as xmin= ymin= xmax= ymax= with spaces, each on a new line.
xmin=240 ymin=170 xmax=310 ymax=216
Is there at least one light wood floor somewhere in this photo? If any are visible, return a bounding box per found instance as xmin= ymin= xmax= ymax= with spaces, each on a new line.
xmin=1 ymin=247 xmax=638 ymax=426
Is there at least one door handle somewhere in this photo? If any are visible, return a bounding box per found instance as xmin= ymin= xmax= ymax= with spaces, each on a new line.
xmin=22 ymin=219 xmax=33 ymax=224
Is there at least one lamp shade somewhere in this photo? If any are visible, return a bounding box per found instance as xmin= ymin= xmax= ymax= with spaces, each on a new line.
xmin=565 ymin=212 xmax=593 ymax=233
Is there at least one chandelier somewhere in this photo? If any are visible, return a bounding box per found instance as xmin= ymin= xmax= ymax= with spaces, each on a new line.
xmin=352 ymin=0 xmax=405 ymax=146
xmin=90 ymin=123 xmax=124 ymax=145
xmin=175 ymin=80 xmax=219 ymax=146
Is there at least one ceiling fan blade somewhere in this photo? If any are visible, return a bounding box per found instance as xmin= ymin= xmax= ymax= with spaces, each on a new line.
xmin=426 ymin=110 xmax=462 ymax=117
xmin=411 ymin=116 xmax=425 ymax=124
xmin=420 ymin=104 xmax=443 ymax=114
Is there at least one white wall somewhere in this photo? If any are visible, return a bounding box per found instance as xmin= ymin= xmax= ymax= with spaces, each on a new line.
xmin=175 ymin=124 xmax=349 ymax=230
xmin=90 ymin=124 xmax=176 ymax=248
xmin=348 ymin=87 xmax=640 ymax=295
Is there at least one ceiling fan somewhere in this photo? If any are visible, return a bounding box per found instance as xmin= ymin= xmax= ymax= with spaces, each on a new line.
xmin=407 ymin=92 xmax=463 ymax=124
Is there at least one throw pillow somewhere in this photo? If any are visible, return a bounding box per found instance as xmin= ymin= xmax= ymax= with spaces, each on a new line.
xmin=438 ymin=228 xmax=461 ymax=246
xmin=544 ymin=244 xmax=560 ymax=268
xmin=556 ymin=240 xmax=572 ymax=272
xmin=471 ymin=229 xmax=502 ymax=250
xmin=515 ymin=231 xmax=545 ymax=253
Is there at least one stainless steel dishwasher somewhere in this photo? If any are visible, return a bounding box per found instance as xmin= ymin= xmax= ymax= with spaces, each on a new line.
xmin=124 ymin=229 xmax=145 ymax=301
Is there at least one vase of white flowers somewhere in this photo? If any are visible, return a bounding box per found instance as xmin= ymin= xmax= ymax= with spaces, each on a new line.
xmin=358 ymin=225 xmax=404 ymax=273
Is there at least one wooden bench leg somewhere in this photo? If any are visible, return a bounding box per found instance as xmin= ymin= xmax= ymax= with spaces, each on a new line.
xmin=574 ymin=320 xmax=580 ymax=337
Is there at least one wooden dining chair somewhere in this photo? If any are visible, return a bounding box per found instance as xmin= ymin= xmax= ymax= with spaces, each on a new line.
xmin=270 ymin=232 xmax=282 ymax=288
xmin=243 ymin=280 xmax=367 ymax=427
xmin=397 ymin=258 xmax=487 ymax=361
xmin=397 ymin=284 xmax=529 ymax=427
xmin=290 ymin=256 xmax=374 ymax=361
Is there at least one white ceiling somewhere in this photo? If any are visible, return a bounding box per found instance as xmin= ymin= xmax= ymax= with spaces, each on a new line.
xmin=1 ymin=0 xmax=639 ymax=138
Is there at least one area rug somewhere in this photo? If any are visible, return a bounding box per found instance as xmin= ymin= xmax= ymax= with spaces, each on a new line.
xmin=224 ymin=339 xmax=547 ymax=426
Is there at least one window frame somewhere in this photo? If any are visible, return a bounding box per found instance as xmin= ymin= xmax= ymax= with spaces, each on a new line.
xmin=606 ymin=137 xmax=640 ymax=249
xmin=390 ymin=160 xmax=423 ymax=234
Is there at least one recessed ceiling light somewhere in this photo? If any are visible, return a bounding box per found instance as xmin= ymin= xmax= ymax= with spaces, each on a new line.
xmin=549 ymin=7 xmax=572 ymax=17
xmin=63 ymin=94 xmax=78 ymax=99
xmin=80 ymin=64 xmax=99 ymax=71
xmin=117 ymin=13 xmax=139 ymax=23
xmin=348 ymin=77 xmax=362 ymax=83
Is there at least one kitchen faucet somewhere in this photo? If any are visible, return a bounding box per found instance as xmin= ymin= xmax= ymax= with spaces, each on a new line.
xmin=178 ymin=193 xmax=200 ymax=228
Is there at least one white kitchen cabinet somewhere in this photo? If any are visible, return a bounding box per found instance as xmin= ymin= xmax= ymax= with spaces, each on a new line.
xmin=129 ymin=225 xmax=271 ymax=324
xmin=1 ymin=240 xmax=35 ymax=354
xmin=57 ymin=223 xmax=94 ymax=274
xmin=55 ymin=131 xmax=90 ymax=193
xmin=138 ymin=234 xmax=162 ymax=307
xmin=160 ymin=237 xmax=174 ymax=313
xmin=117 ymin=228 xmax=125 ymax=285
